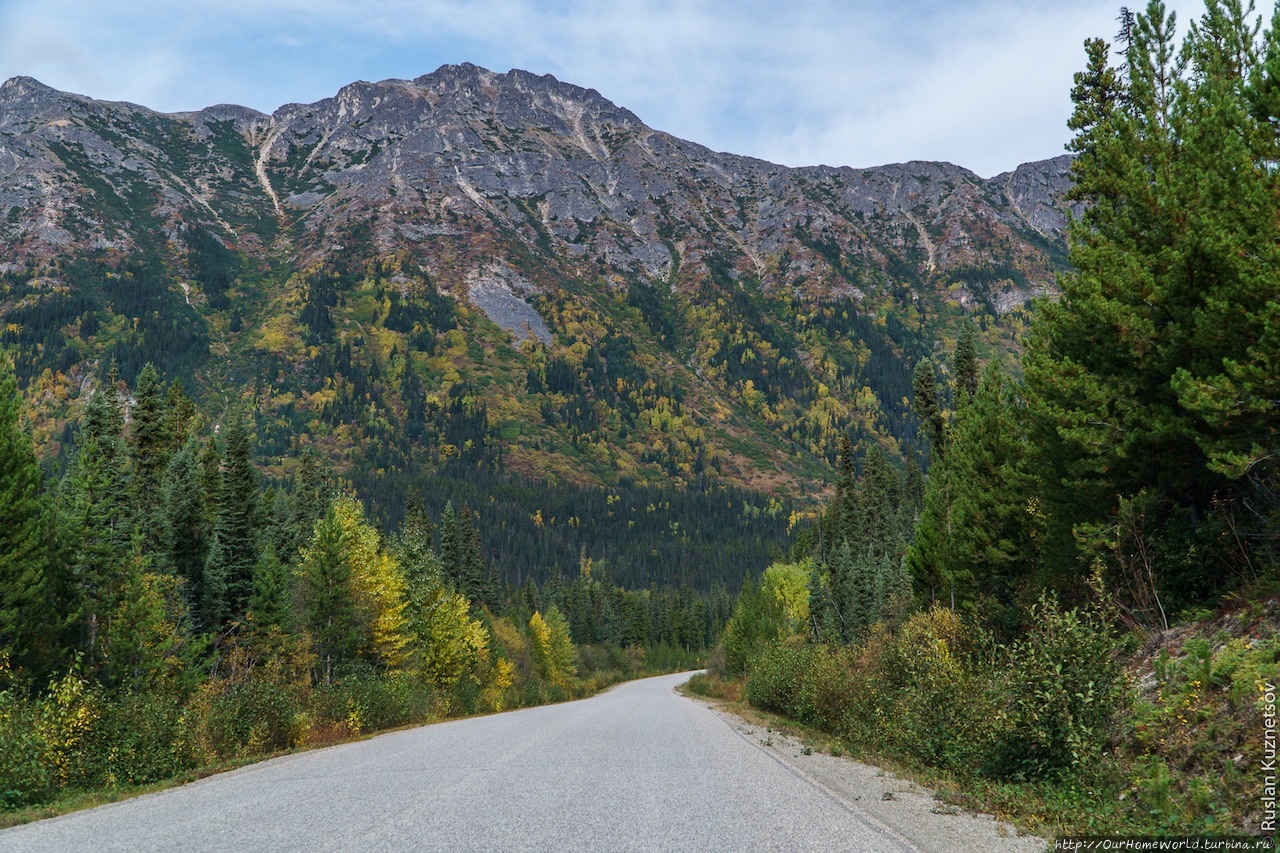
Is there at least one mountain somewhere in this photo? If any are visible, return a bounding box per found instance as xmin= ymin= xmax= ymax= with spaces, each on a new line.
xmin=0 ymin=64 xmax=1074 ymax=499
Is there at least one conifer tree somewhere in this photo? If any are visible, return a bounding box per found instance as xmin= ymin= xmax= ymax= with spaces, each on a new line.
xmin=161 ymin=379 xmax=198 ymax=454
xmin=909 ymin=363 xmax=1038 ymax=612
xmin=0 ymin=354 xmax=52 ymax=675
xmin=835 ymin=436 xmax=860 ymax=550
xmin=128 ymin=363 xmax=167 ymax=552
xmin=954 ymin=321 xmax=979 ymax=403
xmin=1027 ymin=1 xmax=1280 ymax=596
xmin=438 ymin=501 xmax=462 ymax=587
xmin=859 ymin=447 xmax=901 ymax=557
xmin=161 ymin=436 xmax=208 ymax=607
xmin=203 ymin=409 xmax=259 ymax=625
xmin=88 ymin=364 xmax=125 ymax=443
xmin=846 ymin=548 xmax=877 ymax=638
xmin=950 ymin=364 xmax=1040 ymax=607
xmin=102 ymin=536 xmax=189 ymax=693
xmin=248 ymin=542 xmax=292 ymax=632
xmin=458 ymin=503 xmax=494 ymax=611
xmin=287 ymin=449 xmax=329 ymax=563
xmin=912 ymin=359 xmax=945 ymax=464
xmin=61 ymin=384 xmax=132 ymax=673
xmin=299 ymin=502 xmax=359 ymax=685
xmin=825 ymin=541 xmax=856 ymax=641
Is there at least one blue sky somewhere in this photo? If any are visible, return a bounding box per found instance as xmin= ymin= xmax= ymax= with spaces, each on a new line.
xmin=0 ymin=0 xmax=1209 ymax=177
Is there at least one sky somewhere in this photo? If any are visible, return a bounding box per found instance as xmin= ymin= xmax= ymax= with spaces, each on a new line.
xmin=0 ymin=0 xmax=1210 ymax=178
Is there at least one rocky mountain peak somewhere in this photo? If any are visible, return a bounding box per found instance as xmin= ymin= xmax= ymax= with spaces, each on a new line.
xmin=0 ymin=68 xmax=1077 ymax=492
xmin=0 ymin=75 xmax=61 ymax=102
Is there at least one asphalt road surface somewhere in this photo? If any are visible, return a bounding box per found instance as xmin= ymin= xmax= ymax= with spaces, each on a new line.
xmin=0 ymin=672 xmax=1041 ymax=852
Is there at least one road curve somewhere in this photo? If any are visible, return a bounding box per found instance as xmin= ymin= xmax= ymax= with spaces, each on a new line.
xmin=0 ymin=672 xmax=1004 ymax=852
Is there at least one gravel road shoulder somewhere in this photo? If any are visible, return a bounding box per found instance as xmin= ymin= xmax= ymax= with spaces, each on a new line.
xmin=692 ymin=697 xmax=1050 ymax=853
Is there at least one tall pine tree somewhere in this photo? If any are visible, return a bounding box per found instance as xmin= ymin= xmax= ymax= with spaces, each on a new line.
xmin=1027 ymin=0 xmax=1280 ymax=599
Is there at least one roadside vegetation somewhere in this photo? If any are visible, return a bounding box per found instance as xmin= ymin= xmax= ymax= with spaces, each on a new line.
xmin=695 ymin=0 xmax=1279 ymax=838
xmin=0 ymin=357 xmax=714 ymax=822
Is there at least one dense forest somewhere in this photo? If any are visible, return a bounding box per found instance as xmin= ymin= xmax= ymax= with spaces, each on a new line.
xmin=0 ymin=356 xmax=730 ymax=809
xmin=701 ymin=0 xmax=1280 ymax=837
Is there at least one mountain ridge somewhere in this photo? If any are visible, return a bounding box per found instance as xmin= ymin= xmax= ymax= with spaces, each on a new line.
xmin=0 ymin=63 xmax=1075 ymax=496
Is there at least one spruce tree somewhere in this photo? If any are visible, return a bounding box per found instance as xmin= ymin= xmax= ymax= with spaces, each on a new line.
xmin=943 ymin=363 xmax=1038 ymax=610
xmin=248 ymin=542 xmax=292 ymax=632
xmin=458 ymin=503 xmax=492 ymax=610
xmin=0 ymin=355 xmax=52 ymax=676
xmin=203 ymin=409 xmax=259 ymax=625
xmin=103 ymin=535 xmax=187 ymax=693
xmin=912 ymin=359 xmax=946 ymax=464
xmin=161 ymin=436 xmax=208 ymax=604
xmin=60 ymin=383 xmax=132 ymax=674
xmin=438 ymin=501 xmax=462 ymax=588
xmin=954 ymin=321 xmax=979 ymax=403
xmin=835 ymin=436 xmax=860 ymax=550
xmin=825 ymin=541 xmax=856 ymax=642
xmin=860 ymin=446 xmax=901 ymax=557
xmin=298 ymin=503 xmax=359 ymax=685
xmin=287 ymin=449 xmax=329 ymax=563
xmin=128 ymin=363 xmax=167 ymax=552
xmin=907 ymin=361 xmax=1040 ymax=613
xmin=161 ymin=379 xmax=197 ymax=454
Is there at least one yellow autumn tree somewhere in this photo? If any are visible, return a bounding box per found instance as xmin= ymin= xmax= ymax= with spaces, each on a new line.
xmin=528 ymin=606 xmax=575 ymax=687
xmin=328 ymin=496 xmax=411 ymax=670
xmin=418 ymin=590 xmax=489 ymax=691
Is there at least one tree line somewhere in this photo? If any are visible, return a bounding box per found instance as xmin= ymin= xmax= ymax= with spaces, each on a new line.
xmin=0 ymin=355 xmax=723 ymax=809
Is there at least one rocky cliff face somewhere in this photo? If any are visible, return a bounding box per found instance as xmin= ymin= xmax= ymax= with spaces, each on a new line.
xmin=0 ymin=64 xmax=1075 ymax=491
xmin=0 ymin=64 xmax=1072 ymax=309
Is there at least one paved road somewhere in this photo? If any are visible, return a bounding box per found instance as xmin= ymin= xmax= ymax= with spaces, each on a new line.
xmin=0 ymin=672 xmax=964 ymax=852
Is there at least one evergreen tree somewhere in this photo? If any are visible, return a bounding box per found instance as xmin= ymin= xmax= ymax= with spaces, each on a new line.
xmin=248 ymin=542 xmax=292 ymax=632
xmin=160 ymin=436 xmax=208 ymax=608
xmin=0 ymin=354 xmax=52 ymax=676
xmin=859 ymin=446 xmax=901 ymax=557
xmin=287 ymin=449 xmax=329 ymax=563
xmin=948 ymin=364 xmax=1040 ymax=611
xmin=263 ymin=488 xmax=295 ymax=568
xmin=846 ymin=548 xmax=877 ymax=638
xmin=912 ymin=359 xmax=946 ymax=464
xmin=1027 ymin=1 xmax=1279 ymax=598
xmin=909 ymin=363 xmax=1038 ymax=613
xmin=60 ymin=384 xmax=132 ymax=674
xmin=438 ymin=501 xmax=462 ymax=587
xmin=203 ymin=409 xmax=259 ymax=625
xmin=825 ymin=542 xmax=856 ymax=642
xmin=128 ymin=363 xmax=167 ymax=552
xmin=835 ymin=436 xmax=860 ymax=550
xmin=160 ymin=379 xmax=198 ymax=454
xmin=102 ymin=536 xmax=189 ymax=693
xmin=458 ymin=503 xmax=492 ymax=611
xmin=86 ymin=365 xmax=125 ymax=443
xmin=299 ymin=502 xmax=359 ymax=685
xmin=954 ymin=321 xmax=979 ymax=403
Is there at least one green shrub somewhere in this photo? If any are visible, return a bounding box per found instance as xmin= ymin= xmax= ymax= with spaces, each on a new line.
xmin=0 ymin=688 xmax=51 ymax=808
xmin=79 ymin=692 xmax=195 ymax=787
xmin=195 ymin=679 xmax=309 ymax=759
xmin=989 ymin=594 xmax=1125 ymax=781
xmin=745 ymin=641 xmax=805 ymax=717
xmin=872 ymin=608 xmax=999 ymax=772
